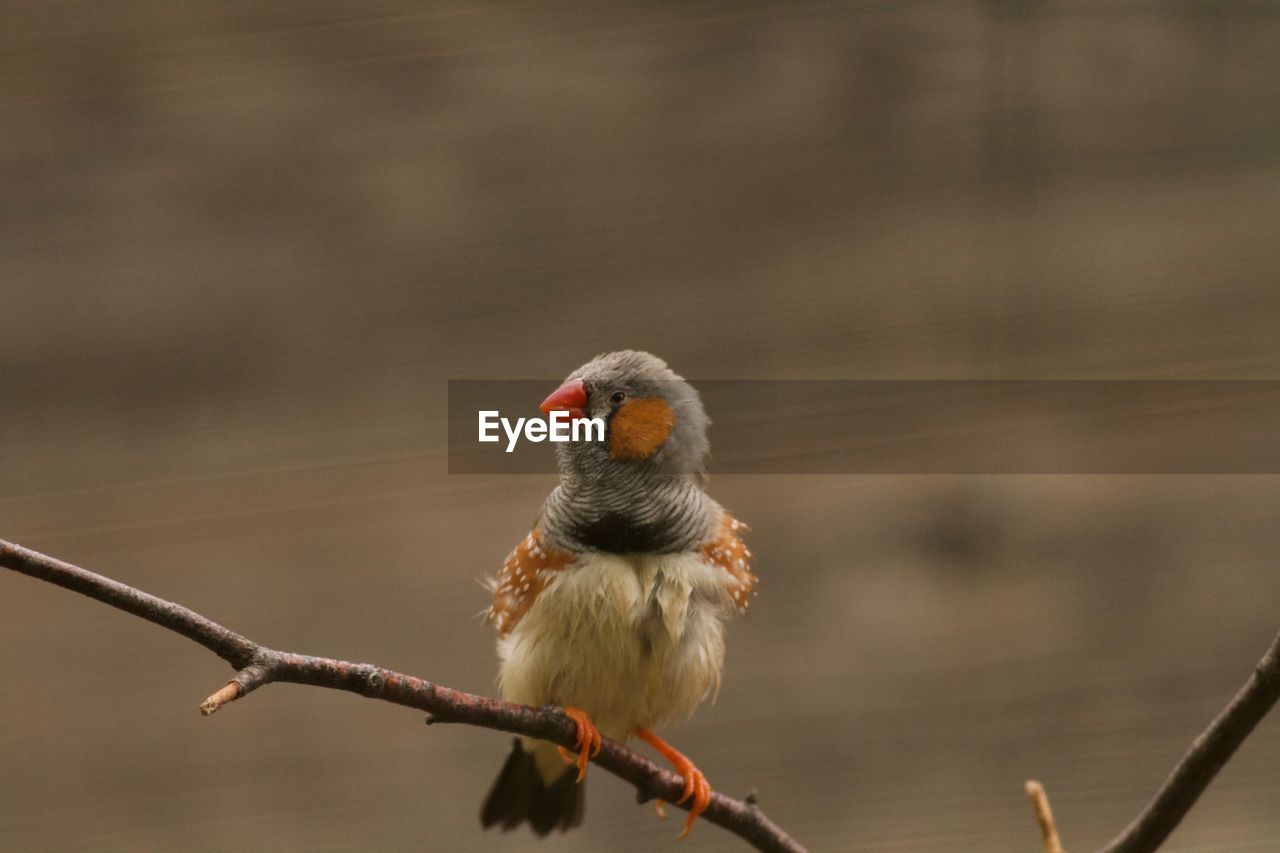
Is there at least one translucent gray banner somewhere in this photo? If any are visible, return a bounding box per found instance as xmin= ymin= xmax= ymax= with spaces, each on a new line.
xmin=448 ymin=380 xmax=1280 ymax=474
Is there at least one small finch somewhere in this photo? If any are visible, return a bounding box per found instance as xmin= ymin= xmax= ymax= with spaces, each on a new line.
xmin=480 ymin=351 xmax=756 ymax=840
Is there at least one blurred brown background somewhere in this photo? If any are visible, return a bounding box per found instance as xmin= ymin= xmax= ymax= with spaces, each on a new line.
xmin=3 ymin=2 xmax=1279 ymax=851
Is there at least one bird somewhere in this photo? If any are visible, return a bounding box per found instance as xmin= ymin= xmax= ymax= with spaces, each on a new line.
xmin=480 ymin=350 xmax=757 ymax=840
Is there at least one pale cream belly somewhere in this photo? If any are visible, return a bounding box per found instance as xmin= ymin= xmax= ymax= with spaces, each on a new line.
xmin=496 ymin=550 xmax=732 ymax=743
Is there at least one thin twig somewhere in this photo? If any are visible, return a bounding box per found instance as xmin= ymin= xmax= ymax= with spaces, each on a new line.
xmin=1096 ymin=628 xmax=1280 ymax=853
xmin=1025 ymin=780 xmax=1064 ymax=853
xmin=0 ymin=538 xmax=805 ymax=853
xmin=200 ymin=681 xmax=240 ymax=715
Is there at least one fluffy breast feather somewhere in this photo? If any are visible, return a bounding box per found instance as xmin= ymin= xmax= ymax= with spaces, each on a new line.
xmin=488 ymin=513 xmax=756 ymax=742
xmin=495 ymin=550 xmax=734 ymax=740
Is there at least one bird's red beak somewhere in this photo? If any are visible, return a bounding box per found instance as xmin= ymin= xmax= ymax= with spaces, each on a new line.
xmin=540 ymin=378 xmax=587 ymax=419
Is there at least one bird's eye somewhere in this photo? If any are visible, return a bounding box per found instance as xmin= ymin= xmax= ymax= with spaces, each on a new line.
xmin=609 ymin=390 xmax=627 ymax=406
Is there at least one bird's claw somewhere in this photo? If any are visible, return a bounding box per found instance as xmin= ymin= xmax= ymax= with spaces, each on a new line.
xmin=559 ymin=706 xmax=601 ymax=783
xmin=635 ymin=727 xmax=712 ymax=840
xmin=674 ymin=766 xmax=711 ymax=840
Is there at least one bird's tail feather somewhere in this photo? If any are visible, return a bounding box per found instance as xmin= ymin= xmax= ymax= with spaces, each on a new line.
xmin=480 ymin=739 xmax=584 ymax=835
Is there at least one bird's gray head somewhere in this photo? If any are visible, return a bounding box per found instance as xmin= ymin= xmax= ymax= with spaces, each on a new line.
xmin=539 ymin=350 xmax=710 ymax=484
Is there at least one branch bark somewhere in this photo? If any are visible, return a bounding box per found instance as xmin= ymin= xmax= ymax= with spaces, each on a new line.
xmin=0 ymin=538 xmax=805 ymax=853
xmin=1096 ymin=626 xmax=1280 ymax=853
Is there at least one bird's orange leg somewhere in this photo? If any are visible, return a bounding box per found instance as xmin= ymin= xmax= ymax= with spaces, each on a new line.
xmin=636 ymin=727 xmax=711 ymax=840
xmin=555 ymin=706 xmax=602 ymax=782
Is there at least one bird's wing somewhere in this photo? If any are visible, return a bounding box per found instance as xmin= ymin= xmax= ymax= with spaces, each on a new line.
xmin=487 ymin=529 xmax=575 ymax=637
xmin=698 ymin=513 xmax=757 ymax=613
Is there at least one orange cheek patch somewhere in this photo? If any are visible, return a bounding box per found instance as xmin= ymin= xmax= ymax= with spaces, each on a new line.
xmin=609 ymin=397 xmax=675 ymax=460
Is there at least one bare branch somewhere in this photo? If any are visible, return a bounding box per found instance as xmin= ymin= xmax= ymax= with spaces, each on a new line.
xmin=1096 ymin=628 xmax=1280 ymax=853
xmin=0 ymin=538 xmax=805 ymax=853
xmin=11 ymin=535 xmax=1279 ymax=853
xmin=1025 ymin=780 xmax=1064 ymax=853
